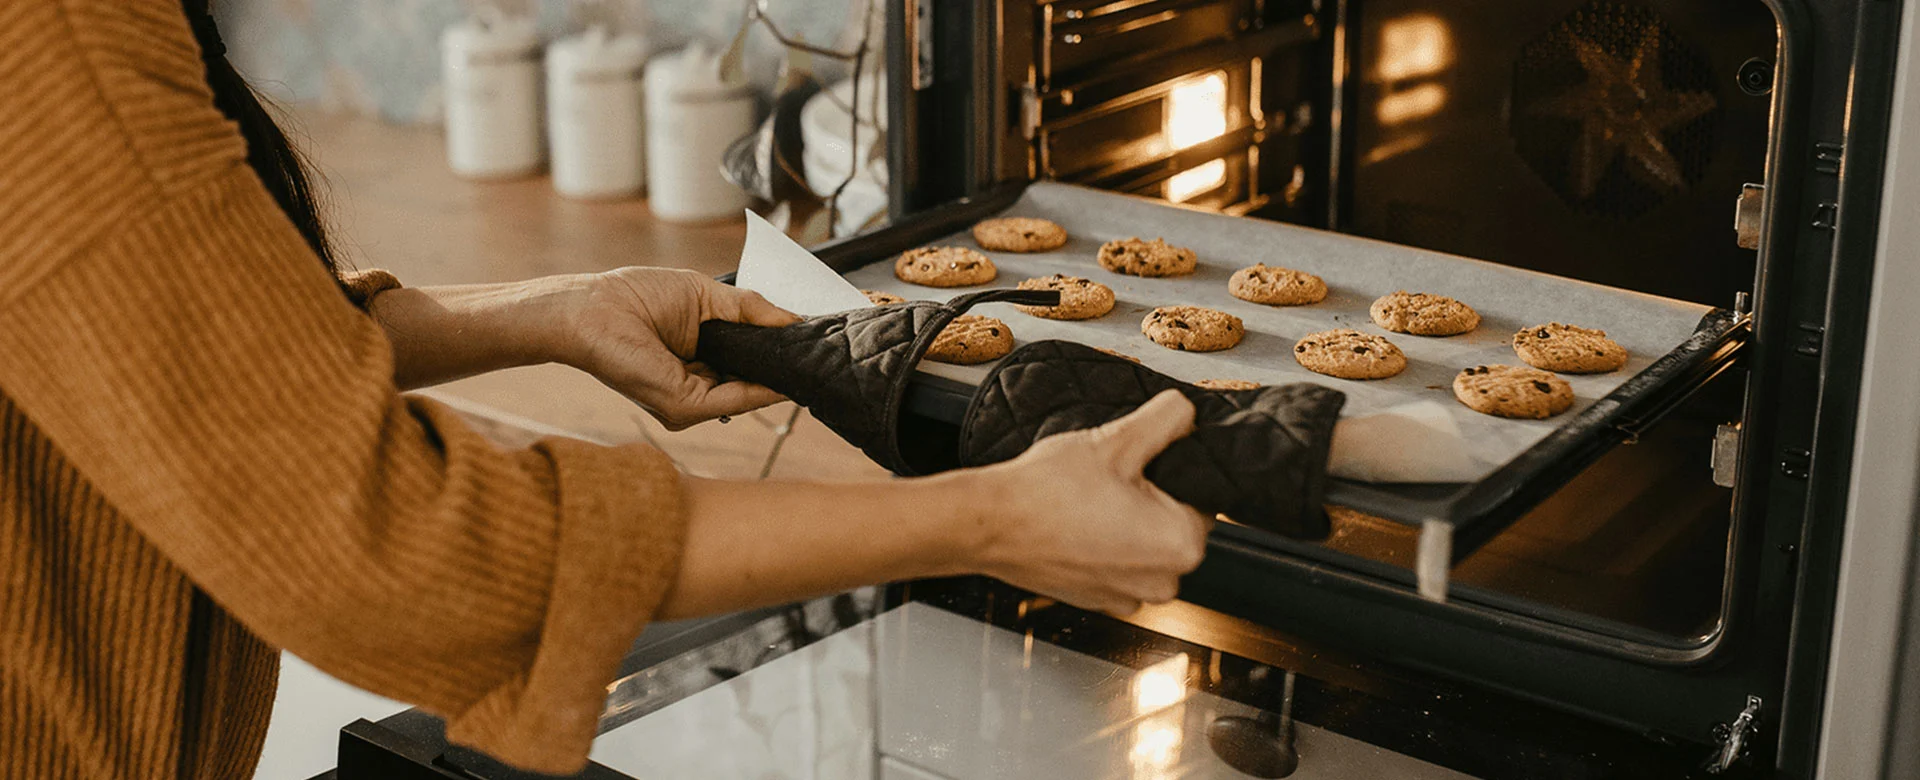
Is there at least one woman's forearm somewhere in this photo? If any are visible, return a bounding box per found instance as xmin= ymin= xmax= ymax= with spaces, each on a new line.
xmin=366 ymin=276 xmax=588 ymax=390
xmin=655 ymin=472 xmax=1003 ymax=620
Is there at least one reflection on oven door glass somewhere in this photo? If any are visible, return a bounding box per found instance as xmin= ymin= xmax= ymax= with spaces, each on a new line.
xmin=588 ymin=604 xmax=1475 ymax=779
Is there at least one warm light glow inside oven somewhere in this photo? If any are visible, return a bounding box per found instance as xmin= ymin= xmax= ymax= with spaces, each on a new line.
xmin=1166 ymin=72 xmax=1230 ymax=149
xmin=1375 ymin=14 xmax=1452 ymax=81
xmin=1377 ymin=83 xmax=1447 ymax=124
xmin=1373 ymin=14 xmax=1454 ymax=128
xmin=1167 ymin=159 xmax=1228 ymax=203
xmin=1164 ymin=71 xmax=1231 ymax=202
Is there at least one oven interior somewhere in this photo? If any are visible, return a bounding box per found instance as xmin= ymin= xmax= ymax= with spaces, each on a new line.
xmin=919 ymin=0 xmax=1782 ymax=652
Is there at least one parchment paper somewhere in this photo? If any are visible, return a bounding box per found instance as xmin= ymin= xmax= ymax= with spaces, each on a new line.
xmin=837 ymin=183 xmax=1715 ymax=484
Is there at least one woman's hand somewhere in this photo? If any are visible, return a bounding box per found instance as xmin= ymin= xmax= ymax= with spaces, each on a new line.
xmin=661 ymin=389 xmax=1210 ymax=622
xmin=971 ymin=390 xmax=1213 ymax=616
xmin=563 ymin=267 xmax=800 ymax=430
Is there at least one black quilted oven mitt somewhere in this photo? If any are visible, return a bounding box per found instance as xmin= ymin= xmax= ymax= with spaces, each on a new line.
xmin=958 ymin=340 xmax=1346 ymax=539
xmin=695 ymin=288 xmax=1061 ymax=475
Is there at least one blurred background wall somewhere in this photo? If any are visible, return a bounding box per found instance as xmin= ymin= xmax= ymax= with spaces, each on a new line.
xmin=215 ymin=0 xmax=866 ymax=124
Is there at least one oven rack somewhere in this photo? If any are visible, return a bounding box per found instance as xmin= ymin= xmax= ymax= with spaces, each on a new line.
xmin=794 ymin=183 xmax=1750 ymax=587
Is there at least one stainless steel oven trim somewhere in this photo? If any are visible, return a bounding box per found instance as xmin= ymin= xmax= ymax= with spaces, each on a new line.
xmin=1814 ymin=1 xmax=1920 ymax=775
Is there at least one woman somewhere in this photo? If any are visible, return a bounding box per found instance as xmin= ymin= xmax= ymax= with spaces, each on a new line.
xmin=0 ymin=1 xmax=1211 ymax=778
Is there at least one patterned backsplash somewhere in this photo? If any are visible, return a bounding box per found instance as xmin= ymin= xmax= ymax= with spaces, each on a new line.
xmin=216 ymin=0 xmax=868 ymax=124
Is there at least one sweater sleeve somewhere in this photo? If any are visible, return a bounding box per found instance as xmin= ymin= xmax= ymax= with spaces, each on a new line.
xmin=0 ymin=2 xmax=686 ymax=774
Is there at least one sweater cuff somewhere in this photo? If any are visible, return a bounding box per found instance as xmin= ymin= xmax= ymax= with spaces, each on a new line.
xmin=442 ymin=439 xmax=688 ymax=774
xmin=338 ymin=268 xmax=402 ymax=309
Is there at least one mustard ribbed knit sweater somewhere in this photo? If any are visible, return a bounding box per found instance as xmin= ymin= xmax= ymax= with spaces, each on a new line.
xmin=0 ymin=1 xmax=688 ymax=777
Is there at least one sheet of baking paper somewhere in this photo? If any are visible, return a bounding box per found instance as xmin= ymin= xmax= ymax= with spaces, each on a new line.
xmin=842 ymin=182 xmax=1716 ymax=484
xmin=731 ymin=210 xmax=999 ymax=386
xmin=735 ymin=209 xmax=872 ymax=316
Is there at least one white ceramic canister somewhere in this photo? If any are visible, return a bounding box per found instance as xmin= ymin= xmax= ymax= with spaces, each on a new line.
xmin=442 ymin=14 xmax=544 ymax=179
xmin=644 ymin=42 xmax=758 ymax=222
xmin=547 ymin=27 xmax=648 ymax=199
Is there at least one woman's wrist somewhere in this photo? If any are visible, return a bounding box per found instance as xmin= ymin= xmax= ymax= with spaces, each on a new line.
xmin=928 ymin=464 xmax=1020 ymax=581
xmin=367 ymin=274 xmax=596 ymax=389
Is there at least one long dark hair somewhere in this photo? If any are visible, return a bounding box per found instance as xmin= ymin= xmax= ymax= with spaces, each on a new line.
xmin=184 ymin=0 xmax=339 ymax=278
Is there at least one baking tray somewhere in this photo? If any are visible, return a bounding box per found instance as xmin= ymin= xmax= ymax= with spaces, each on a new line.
xmin=804 ymin=183 xmax=1746 ymax=563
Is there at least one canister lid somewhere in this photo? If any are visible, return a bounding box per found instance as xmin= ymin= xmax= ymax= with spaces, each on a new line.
xmin=548 ymin=26 xmax=648 ymax=76
xmin=443 ymin=14 xmax=541 ymax=57
xmin=645 ymin=41 xmax=754 ymax=100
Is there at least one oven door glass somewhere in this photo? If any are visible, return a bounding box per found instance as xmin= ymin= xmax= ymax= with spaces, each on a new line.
xmin=575 ymin=584 xmax=1706 ymax=779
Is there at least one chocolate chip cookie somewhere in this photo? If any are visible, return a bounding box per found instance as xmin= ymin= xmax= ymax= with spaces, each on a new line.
xmin=862 ymin=290 xmax=905 ymax=305
xmin=1292 ymin=329 xmax=1407 ymax=380
xmin=1228 ymin=263 xmax=1328 ymax=306
xmin=926 ymin=315 xmax=1015 ymax=364
xmin=1013 ymin=274 xmax=1116 ymax=320
xmin=1369 ymin=291 xmax=1481 ymax=336
xmin=1452 ymin=365 xmax=1575 ymax=419
xmin=1511 ymin=323 xmax=1628 ymax=373
xmin=972 ymin=217 xmax=1069 ymax=253
xmin=1194 ymin=378 xmax=1261 ymax=391
xmin=1141 ymin=306 xmax=1244 ymax=352
xmin=894 ymin=246 xmax=998 ymax=287
xmin=1098 ymin=237 xmax=1199 ymax=277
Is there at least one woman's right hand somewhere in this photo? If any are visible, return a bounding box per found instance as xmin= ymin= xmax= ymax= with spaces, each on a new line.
xmin=971 ymin=390 xmax=1213 ymax=616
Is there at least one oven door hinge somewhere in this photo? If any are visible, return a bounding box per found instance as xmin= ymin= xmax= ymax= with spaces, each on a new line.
xmin=1734 ymin=183 xmax=1765 ymax=250
xmin=1706 ymin=695 xmax=1763 ymax=774
xmin=1712 ymin=423 xmax=1741 ymax=488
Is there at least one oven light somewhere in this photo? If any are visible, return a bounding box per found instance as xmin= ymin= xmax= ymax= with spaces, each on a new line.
xmin=1167 ymin=159 xmax=1228 ymax=203
xmin=1166 ymin=71 xmax=1230 ymax=150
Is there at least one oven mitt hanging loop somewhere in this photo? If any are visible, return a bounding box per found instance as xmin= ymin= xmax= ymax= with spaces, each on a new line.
xmin=695 ymin=288 xmax=1061 ymax=475
xmin=957 ymin=340 xmax=1346 ymax=539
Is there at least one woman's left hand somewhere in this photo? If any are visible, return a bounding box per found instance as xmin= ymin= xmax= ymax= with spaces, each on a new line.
xmin=562 ymin=267 xmax=799 ymax=430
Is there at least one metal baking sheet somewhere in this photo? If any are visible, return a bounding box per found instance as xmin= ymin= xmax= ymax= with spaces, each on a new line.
xmin=843 ymin=182 xmax=1719 ymax=486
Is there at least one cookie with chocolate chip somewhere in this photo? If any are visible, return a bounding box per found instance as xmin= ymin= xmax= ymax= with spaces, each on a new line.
xmin=1098 ymin=237 xmax=1199 ymax=277
xmin=972 ymin=217 xmax=1069 ymax=253
xmin=1141 ymin=306 xmax=1243 ymax=352
xmin=1194 ymin=378 xmax=1261 ymax=391
xmin=1369 ymin=291 xmax=1480 ymax=336
xmin=1452 ymin=364 xmax=1574 ymax=419
xmin=1014 ymin=274 xmax=1115 ymax=320
xmin=894 ymin=246 xmax=998 ymax=287
xmin=862 ymin=290 xmax=905 ymax=305
xmin=1511 ymin=323 xmax=1628 ymax=373
xmin=927 ymin=314 xmax=1014 ymax=364
xmin=1292 ymin=329 xmax=1407 ymax=380
xmin=1229 ymin=263 xmax=1328 ymax=305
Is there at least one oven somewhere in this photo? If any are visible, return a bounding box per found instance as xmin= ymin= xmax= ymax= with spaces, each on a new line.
xmin=864 ymin=0 xmax=1903 ymax=773
xmin=317 ymin=0 xmax=1910 ymax=777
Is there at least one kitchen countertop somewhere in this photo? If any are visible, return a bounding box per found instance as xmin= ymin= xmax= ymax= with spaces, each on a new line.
xmin=293 ymin=110 xmax=887 ymax=482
